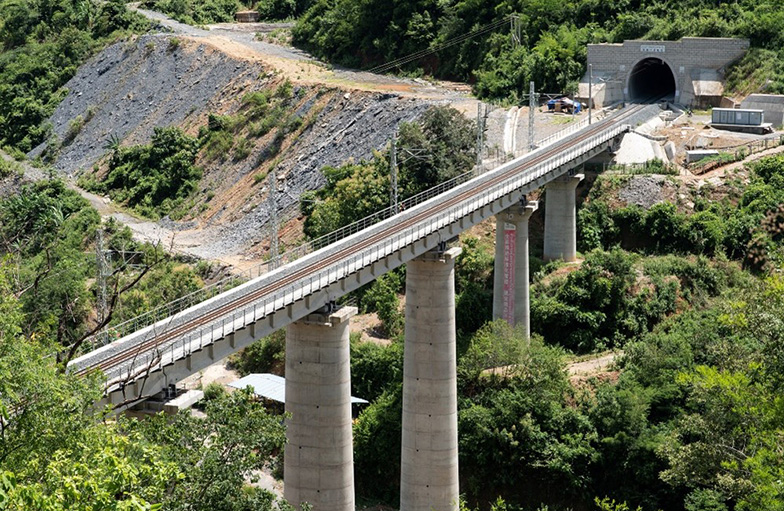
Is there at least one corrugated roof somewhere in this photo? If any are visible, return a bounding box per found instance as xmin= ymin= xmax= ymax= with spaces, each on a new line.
xmin=229 ymin=373 xmax=368 ymax=404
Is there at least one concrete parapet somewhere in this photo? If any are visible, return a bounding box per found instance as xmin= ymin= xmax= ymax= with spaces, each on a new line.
xmin=493 ymin=201 xmax=539 ymax=337
xmin=284 ymin=306 xmax=357 ymax=511
xmin=543 ymin=174 xmax=584 ymax=262
xmin=400 ymin=247 xmax=461 ymax=511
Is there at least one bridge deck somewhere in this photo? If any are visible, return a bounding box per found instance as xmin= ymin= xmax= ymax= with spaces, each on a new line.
xmin=69 ymin=103 xmax=661 ymax=407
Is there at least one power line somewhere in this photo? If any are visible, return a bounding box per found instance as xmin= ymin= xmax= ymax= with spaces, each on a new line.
xmin=367 ymin=17 xmax=511 ymax=73
xmin=366 ymin=16 xmax=514 ymax=74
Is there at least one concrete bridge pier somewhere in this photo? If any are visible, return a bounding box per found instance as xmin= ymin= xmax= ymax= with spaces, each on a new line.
xmin=543 ymin=173 xmax=584 ymax=262
xmin=492 ymin=200 xmax=538 ymax=337
xmin=284 ymin=306 xmax=357 ymax=511
xmin=401 ymin=246 xmax=462 ymax=511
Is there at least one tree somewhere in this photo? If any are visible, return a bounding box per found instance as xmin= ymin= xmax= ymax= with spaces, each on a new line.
xmin=94 ymin=126 xmax=202 ymax=218
xmin=302 ymin=160 xmax=389 ymax=240
xmin=0 ymin=261 xmax=178 ymax=511
xmin=397 ymin=105 xmax=475 ymax=198
xmin=458 ymin=333 xmax=596 ymax=509
xmin=130 ymin=387 xmax=290 ymax=511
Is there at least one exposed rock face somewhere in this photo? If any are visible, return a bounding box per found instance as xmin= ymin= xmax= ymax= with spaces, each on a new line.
xmin=30 ymin=34 xmax=266 ymax=175
xmin=30 ymin=34 xmax=433 ymax=258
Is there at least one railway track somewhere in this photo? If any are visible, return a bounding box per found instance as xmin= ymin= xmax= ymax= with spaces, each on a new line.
xmin=75 ymin=102 xmax=653 ymax=384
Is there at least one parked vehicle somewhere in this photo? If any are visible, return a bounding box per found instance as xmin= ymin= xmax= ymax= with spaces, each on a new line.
xmin=546 ymin=97 xmax=581 ymax=114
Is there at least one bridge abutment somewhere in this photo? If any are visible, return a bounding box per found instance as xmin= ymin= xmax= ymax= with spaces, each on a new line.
xmin=543 ymin=174 xmax=584 ymax=262
xmin=400 ymin=246 xmax=461 ymax=511
xmin=284 ymin=306 xmax=357 ymax=511
xmin=492 ymin=201 xmax=538 ymax=336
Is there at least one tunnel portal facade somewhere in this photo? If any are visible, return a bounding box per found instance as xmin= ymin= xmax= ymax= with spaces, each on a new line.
xmin=579 ymin=38 xmax=748 ymax=108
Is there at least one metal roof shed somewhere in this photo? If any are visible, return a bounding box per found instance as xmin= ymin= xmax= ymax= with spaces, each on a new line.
xmin=229 ymin=373 xmax=369 ymax=404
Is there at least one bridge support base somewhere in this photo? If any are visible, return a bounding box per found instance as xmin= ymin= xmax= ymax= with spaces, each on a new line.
xmin=543 ymin=173 xmax=584 ymax=262
xmin=284 ymin=306 xmax=358 ymax=511
xmin=492 ymin=201 xmax=538 ymax=337
xmin=400 ymin=246 xmax=462 ymax=511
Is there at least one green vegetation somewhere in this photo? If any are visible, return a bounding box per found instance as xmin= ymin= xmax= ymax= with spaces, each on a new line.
xmin=140 ymin=0 xmax=242 ymax=25
xmin=80 ymin=126 xmax=202 ymax=219
xmin=0 ymin=156 xmax=22 ymax=178
xmin=531 ymin=249 xmax=737 ymax=353
xmin=76 ymin=81 xmax=306 ymax=220
xmin=0 ymin=0 xmax=148 ymax=152
xmin=0 ymin=178 xmax=300 ymax=510
xmin=254 ymin=132 xmax=784 ymax=509
xmin=300 ymin=105 xmax=476 ymax=240
xmin=579 ymin=154 xmax=784 ymax=270
xmin=198 ymin=81 xmax=301 ymax=164
xmin=346 ymin=268 xmax=784 ymax=511
xmin=129 ymin=387 xmax=289 ymax=510
xmin=292 ymin=0 xmax=784 ymax=102
xmin=0 ymin=180 xmax=206 ymax=346
xmin=141 ymin=0 xmax=313 ymax=24
xmin=233 ymin=329 xmax=286 ymax=375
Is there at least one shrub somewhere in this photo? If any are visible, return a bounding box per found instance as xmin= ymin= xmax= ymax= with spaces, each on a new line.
xmin=86 ymin=126 xmax=201 ymax=218
xmin=233 ymin=137 xmax=252 ymax=161
xmin=360 ymin=272 xmax=403 ymax=337
xmin=202 ymin=130 xmax=234 ymax=161
xmin=62 ymin=115 xmax=85 ymax=146
xmin=167 ymin=37 xmax=180 ymax=51
xmin=202 ymin=381 xmax=226 ymax=401
xmin=235 ymin=330 xmax=285 ymax=375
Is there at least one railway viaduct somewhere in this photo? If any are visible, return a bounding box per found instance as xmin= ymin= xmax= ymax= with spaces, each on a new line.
xmin=70 ymin=103 xmax=661 ymax=511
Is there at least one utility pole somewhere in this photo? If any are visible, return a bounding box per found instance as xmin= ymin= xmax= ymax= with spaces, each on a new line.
xmin=95 ymin=228 xmax=108 ymax=325
xmin=269 ymin=168 xmax=280 ymax=267
xmin=510 ymin=15 xmax=522 ymax=49
xmin=475 ymin=103 xmax=486 ymax=170
xmin=528 ymin=81 xmax=537 ymax=151
xmin=390 ymin=134 xmax=398 ymax=214
xmin=588 ymin=63 xmax=593 ymax=125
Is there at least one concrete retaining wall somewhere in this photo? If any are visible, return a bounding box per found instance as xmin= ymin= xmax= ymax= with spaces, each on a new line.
xmin=741 ymin=94 xmax=784 ymax=127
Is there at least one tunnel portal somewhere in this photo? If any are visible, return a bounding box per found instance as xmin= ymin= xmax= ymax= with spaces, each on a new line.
xmin=628 ymin=57 xmax=676 ymax=101
xmin=582 ymin=38 xmax=750 ymax=107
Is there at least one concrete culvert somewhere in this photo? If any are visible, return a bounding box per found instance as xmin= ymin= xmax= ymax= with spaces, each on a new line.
xmin=628 ymin=57 xmax=676 ymax=102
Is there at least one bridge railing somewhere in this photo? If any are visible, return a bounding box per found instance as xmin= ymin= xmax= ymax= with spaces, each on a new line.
xmin=91 ymin=109 xmax=653 ymax=387
xmin=83 ymin=104 xmax=631 ymax=351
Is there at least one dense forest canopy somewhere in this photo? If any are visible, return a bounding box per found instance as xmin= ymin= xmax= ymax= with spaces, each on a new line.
xmin=0 ymin=0 xmax=149 ymax=152
xmin=292 ymin=0 xmax=784 ymax=101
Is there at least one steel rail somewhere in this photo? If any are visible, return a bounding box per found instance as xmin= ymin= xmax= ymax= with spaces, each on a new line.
xmin=76 ymin=103 xmax=651 ymax=382
xmin=81 ymin=104 xmax=616 ymax=350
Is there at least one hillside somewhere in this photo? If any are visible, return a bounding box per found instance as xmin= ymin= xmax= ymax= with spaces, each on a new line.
xmin=29 ymin=33 xmax=437 ymax=262
xmin=1 ymin=1 xmax=783 ymax=511
xmin=24 ymin=9 xmax=586 ymax=267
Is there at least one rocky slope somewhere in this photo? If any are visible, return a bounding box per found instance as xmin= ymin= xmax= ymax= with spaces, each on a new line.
xmin=30 ymin=34 xmax=434 ymax=261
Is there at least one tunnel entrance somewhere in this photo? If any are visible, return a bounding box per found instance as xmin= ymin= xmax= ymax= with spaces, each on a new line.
xmin=628 ymin=58 xmax=676 ymax=102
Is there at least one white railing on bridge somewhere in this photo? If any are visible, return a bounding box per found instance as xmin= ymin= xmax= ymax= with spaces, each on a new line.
xmin=82 ymin=104 xmax=627 ymax=351
xmin=79 ymin=103 xmax=662 ymax=388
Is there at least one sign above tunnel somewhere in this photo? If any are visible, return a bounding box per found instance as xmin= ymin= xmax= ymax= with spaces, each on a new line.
xmin=640 ymin=44 xmax=666 ymax=53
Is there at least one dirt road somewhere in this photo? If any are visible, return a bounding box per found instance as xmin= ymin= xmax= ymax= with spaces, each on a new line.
xmin=133 ymin=6 xmax=477 ymax=105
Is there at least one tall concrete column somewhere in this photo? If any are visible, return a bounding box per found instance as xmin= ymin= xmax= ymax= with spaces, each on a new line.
xmin=492 ymin=201 xmax=538 ymax=337
xmin=543 ymin=173 xmax=584 ymax=262
xmin=284 ymin=306 xmax=357 ymax=511
xmin=401 ymin=247 xmax=462 ymax=511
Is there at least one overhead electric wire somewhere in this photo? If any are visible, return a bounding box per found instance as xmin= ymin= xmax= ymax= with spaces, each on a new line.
xmin=366 ymin=16 xmax=514 ymax=74
xmin=367 ymin=17 xmax=510 ymax=74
